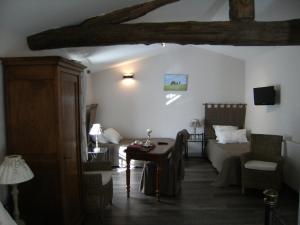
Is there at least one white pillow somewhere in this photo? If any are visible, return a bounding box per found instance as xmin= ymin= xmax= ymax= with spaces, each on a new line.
xmin=90 ymin=133 xmax=108 ymax=144
xmin=103 ymin=128 xmax=123 ymax=144
xmin=213 ymin=125 xmax=238 ymax=141
xmin=98 ymin=134 xmax=109 ymax=143
xmin=218 ymin=129 xmax=248 ymax=144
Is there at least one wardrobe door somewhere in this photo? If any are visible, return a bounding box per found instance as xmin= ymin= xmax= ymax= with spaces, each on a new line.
xmin=3 ymin=65 xmax=61 ymax=224
xmin=2 ymin=57 xmax=85 ymax=225
xmin=4 ymin=65 xmax=57 ymax=156
xmin=60 ymin=69 xmax=83 ymax=225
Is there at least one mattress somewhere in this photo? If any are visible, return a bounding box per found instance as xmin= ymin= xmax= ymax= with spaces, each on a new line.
xmin=207 ymin=139 xmax=250 ymax=186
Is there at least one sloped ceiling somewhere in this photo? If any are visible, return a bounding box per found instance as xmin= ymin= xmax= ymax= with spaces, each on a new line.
xmin=1 ymin=0 xmax=300 ymax=72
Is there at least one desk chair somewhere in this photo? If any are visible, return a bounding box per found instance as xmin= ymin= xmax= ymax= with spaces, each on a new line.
xmin=140 ymin=129 xmax=189 ymax=196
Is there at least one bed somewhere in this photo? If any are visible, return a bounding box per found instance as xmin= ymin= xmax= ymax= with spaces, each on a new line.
xmin=204 ymin=103 xmax=250 ymax=186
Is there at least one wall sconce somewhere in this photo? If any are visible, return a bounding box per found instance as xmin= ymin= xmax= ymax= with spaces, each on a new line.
xmin=123 ymin=73 xmax=134 ymax=79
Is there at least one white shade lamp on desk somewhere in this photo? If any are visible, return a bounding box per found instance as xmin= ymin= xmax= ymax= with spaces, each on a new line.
xmin=0 ymin=155 xmax=34 ymax=225
xmin=89 ymin=123 xmax=102 ymax=153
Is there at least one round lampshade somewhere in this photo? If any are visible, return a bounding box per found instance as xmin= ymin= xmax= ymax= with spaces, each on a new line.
xmin=89 ymin=123 xmax=102 ymax=136
xmin=0 ymin=155 xmax=34 ymax=185
xmin=190 ymin=119 xmax=201 ymax=128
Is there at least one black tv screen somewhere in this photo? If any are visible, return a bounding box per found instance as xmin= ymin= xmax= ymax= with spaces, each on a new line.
xmin=253 ymin=86 xmax=275 ymax=105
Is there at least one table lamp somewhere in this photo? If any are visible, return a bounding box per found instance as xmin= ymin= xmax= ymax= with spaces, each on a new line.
xmin=0 ymin=155 xmax=34 ymax=225
xmin=89 ymin=123 xmax=102 ymax=153
xmin=190 ymin=119 xmax=201 ymax=135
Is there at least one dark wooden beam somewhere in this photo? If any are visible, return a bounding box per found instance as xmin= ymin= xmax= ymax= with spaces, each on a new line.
xmin=27 ymin=19 xmax=300 ymax=49
xmin=27 ymin=0 xmax=300 ymax=49
xmin=81 ymin=0 xmax=179 ymax=26
xmin=229 ymin=0 xmax=255 ymax=21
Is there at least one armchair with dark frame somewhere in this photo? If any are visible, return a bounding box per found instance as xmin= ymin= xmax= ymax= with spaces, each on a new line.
xmin=241 ymin=134 xmax=283 ymax=193
xmin=82 ymin=161 xmax=113 ymax=213
xmin=82 ymin=104 xmax=113 ymax=214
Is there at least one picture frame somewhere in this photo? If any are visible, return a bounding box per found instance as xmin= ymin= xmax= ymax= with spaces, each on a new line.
xmin=164 ymin=74 xmax=188 ymax=91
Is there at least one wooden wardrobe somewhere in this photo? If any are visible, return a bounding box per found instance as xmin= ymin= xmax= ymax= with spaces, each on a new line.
xmin=2 ymin=57 xmax=85 ymax=225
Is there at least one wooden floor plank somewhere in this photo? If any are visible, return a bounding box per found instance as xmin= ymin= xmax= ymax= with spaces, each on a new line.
xmin=84 ymin=158 xmax=299 ymax=225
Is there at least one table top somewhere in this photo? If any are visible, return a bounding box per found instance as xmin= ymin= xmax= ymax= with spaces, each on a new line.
xmin=125 ymin=138 xmax=175 ymax=161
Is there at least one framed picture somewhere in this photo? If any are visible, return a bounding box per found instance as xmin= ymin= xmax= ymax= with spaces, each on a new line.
xmin=164 ymin=74 xmax=188 ymax=91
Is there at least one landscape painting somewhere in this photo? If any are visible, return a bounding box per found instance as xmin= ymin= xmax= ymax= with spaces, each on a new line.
xmin=164 ymin=74 xmax=188 ymax=91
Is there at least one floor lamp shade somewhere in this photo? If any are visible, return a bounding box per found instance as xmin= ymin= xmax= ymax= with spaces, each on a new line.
xmin=0 ymin=155 xmax=34 ymax=225
xmin=0 ymin=155 xmax=34 ymax=185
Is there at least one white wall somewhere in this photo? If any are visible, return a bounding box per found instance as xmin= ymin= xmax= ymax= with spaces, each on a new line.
xmin=90 ymin=46 xmax=245 ymax=139
xmin=245 ymin=46 xmax=300 ymax=192
xmin=86 ymin=74 xmax=95 ymax=105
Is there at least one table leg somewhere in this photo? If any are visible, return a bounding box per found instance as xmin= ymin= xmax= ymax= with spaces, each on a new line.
xmin=156 ymin=162 xmax=162 ymax=201
xmin=126 ymin=157 xmax=131 ymax=198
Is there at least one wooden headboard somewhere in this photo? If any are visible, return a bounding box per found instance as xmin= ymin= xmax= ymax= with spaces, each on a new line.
xmin=204 ymin=103 xmax=247 ymax=139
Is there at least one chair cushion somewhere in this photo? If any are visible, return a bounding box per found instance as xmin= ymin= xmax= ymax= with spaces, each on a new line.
xmin=244 ymin=160 xmax=277 ymax=171
xmin=84 ymin=171 xmax=113 ymax=185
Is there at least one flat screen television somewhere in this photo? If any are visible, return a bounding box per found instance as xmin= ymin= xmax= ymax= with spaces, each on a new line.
xmin=253 ymin=86 xmax=275 ymax=105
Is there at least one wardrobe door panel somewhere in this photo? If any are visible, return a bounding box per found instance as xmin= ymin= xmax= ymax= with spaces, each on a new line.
xmin=60 ymin=71 xmax=83 ymax=225
xmin=6 ymin=75 xmax=57 ymax=156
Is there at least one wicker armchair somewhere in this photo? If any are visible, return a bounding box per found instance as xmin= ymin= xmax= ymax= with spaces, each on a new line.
xmin=241 ymin=134 xmax=283 ymax=193
xmin=82 ymin=161 xmax=113 ymax=213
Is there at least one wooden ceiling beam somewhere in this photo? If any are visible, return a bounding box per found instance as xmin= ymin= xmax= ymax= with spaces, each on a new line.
xmin=229 ymin=0 xmax=255 ymax=21
xmin=81 ymin=0 xmax=179 ymax=26
xmin=27 ymin=0 xmax=300 ymax=50
xmin=27 ymin=20 xmax=300 ymax=49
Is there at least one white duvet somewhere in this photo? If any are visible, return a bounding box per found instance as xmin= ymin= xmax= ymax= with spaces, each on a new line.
xmin=0 ymin=201 xmax=17 ymax=225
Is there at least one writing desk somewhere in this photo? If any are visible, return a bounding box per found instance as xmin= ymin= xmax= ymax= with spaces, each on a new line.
xmin=125 ymin=138 xmax=175 ymax=201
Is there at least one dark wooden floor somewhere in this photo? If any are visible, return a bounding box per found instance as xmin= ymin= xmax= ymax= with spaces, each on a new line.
xmin=84 ymin=158 xmax=299 ymax=225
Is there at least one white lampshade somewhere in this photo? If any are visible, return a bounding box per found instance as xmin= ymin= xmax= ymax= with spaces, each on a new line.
xmin=190 ymin=119 xmax=201 ymax=128
xmin=89 ymin=123 xmax=102 ymax=136
xmin=0 ymin=155 xmax=34 ymax=185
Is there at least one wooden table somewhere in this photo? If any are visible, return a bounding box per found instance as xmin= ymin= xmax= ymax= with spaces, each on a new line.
xmin=125 ymin=138 xmax=175 ymax=201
